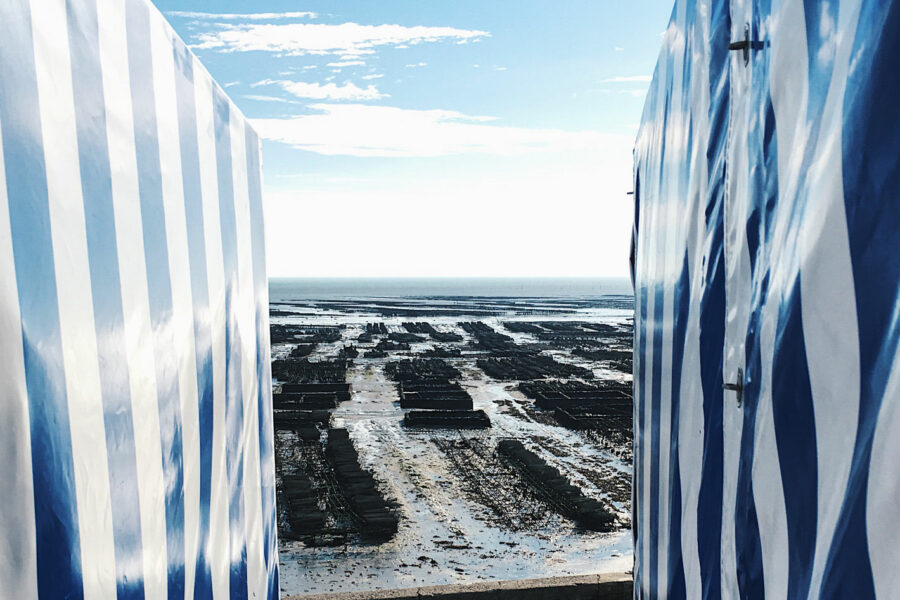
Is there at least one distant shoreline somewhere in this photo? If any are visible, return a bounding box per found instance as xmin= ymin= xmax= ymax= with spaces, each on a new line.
xmin=269 ymin=277 xmax=633 ymax=300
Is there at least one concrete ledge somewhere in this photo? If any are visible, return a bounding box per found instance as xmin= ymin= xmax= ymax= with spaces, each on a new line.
xmin=285 ymin=572 xmax=632 ymax=600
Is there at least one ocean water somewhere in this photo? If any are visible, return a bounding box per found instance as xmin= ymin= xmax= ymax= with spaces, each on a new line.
xmin=269 ymin=277 xmax=633 ymax=301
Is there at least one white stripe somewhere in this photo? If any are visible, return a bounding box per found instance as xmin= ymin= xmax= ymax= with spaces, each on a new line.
xmin=231 ymin=108 xmax=266 ymax=597
xmin=0 ymin=116 xmax=39 ymax=600
xmin=654 ymin=181 xmax=673 ymax=600
xmin=654 ymin=5 xmax=690 ymax=593
xmin=248 ymin=128 xmax=278 ymax=573
xmin=798 ymin=2 xmax=863 ymax=598
xmin=649 ymin=22 xmax=673 ymax=593
xmin=752 ymin=301 xmax=789 ymax=600
xmin=31 ymin=0 xmax=116 ymax=596
xmin=753 ymin=0 xmax=809 ymax=596
xmin=638 ymin=30 xmax=672 ymax=594
xmin=867 ymin=319 xmax=900 ymax=596
xmin=194 ymin=64 xmax=230 ymax=600
xmin=149 ymin=13 xmax=202 ymax=596
xmin=97 ymin=0 xmax=169 ymax=595
xmin=770 ymin=0 xmax=810 ymax=204
xmin=677 ymin=1 xmax=710 ymax=595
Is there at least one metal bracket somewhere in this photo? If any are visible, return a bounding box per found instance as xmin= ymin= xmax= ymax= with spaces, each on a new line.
xmin=724 ymin=367 xmax=744 ymax=407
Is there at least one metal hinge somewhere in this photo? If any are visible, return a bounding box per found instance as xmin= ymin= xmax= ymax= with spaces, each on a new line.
xmin=729 ymin=24 xmax=764 ymax=66
xmin=724 ymin=367 xmax=744 ymax=407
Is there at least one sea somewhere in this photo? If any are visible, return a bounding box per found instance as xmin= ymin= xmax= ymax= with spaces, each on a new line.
xmin=268 ymin=277 xmax=634 ymax=301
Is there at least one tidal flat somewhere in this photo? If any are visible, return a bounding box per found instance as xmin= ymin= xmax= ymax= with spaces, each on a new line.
xmin=270 ymin=295 xmax=634 ymax=596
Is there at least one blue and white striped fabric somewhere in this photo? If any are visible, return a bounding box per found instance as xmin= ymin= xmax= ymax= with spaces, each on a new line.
xmin=633 ymin=0 xmax=900 ymax=597
xmin=0 ymin=0 xmax=278 ymax=597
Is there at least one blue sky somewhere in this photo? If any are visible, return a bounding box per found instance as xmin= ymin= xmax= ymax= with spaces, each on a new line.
xmin=151 ymin=0 xmax=674 ymax=277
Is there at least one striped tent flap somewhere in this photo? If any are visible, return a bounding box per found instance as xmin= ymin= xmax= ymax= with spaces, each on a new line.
xmin=633 ymin=0 xmax=900 ymax=598
xmin=0 ymin=0 xmax=278 ymax=597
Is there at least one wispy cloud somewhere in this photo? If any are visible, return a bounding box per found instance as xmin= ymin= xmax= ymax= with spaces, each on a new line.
xmin=253 ymin=103 xmax=627 ymax=158
xmin=362 ymin=73 xmax=384 ymax=80
xmin=191 ymin=23 xmax=490 ymax=57
xmin=405 ymin=62 xmax=427 ymax=68
xmin=243 ymin=94 xmax=302 ymax=104
xmin=600 ymin=75 xmax=652 ymax=83
xmin=327 ymin=60 xmax=366 ymax=67
xmin=254 ymin=79 xmax=387 ymax=101
xmin=614 ymin=46 xmax=625 ymax=51
xmin=168 ymin=11 xmax=316 ymax=20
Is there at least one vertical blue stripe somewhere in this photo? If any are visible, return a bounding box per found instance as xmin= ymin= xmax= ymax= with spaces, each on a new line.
xmin=802 ymin=0 xmax=838 ymax=124
xmin=696 ymin=193 xmax=724 ymax=600
xmin=635 ymin=283 xmax=648 ymax=596
xmin=648 ymin=285 xmax=664 ymax=597
xmin=245 ymin=125 xmax=279 ymax=597
xmin=66 ymin=0 xmax=145 ymax=597
xmin=0 ymin=2 xmax=83 ymax=597
xmin=213 ymin=87 xmax=248 ymax=600
xmin=692 ymin=1 xmax=729 ymax=591
xmin=822 ymin=1 xmax=900 ymax=595
xmin=666 ymin=254 xmax=689 ymax=599
xmin=124 ymin=1 xmax=186 ymax=596
xmin=171 ymin=43 xmax=215 ymax=600
xmin=734 ymin=273 xmax=767 ymax=600
xmin=771 ymin=284 xmax=817 ymax=599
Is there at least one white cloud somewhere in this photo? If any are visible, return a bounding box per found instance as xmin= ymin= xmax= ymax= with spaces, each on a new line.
xmin=191 ymin=23 xmax=490 ymax=56
xmin=614 ymin=46 xmax=625 ymax=51
xmin=327 ymin=60 xmax=366 ymax=67
xmin=243 ymin=94 xmax=301 ymax=104
xmin=252 ymin=103 xmax=630 ymax=158
xmin=168 ymin=11 xmax=316 ymax=20
xmin=494 ymin=66 xmax=507 ymax=71
xmin=362 ymin=73 xmax=384 ymax=80
xmin=254 ymin=79 xmax=387 ymax=101
xmin=405 ymin=62 xmax=427 ymax=68
xmin=600 ymin=75 xmax=652 ymax=83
